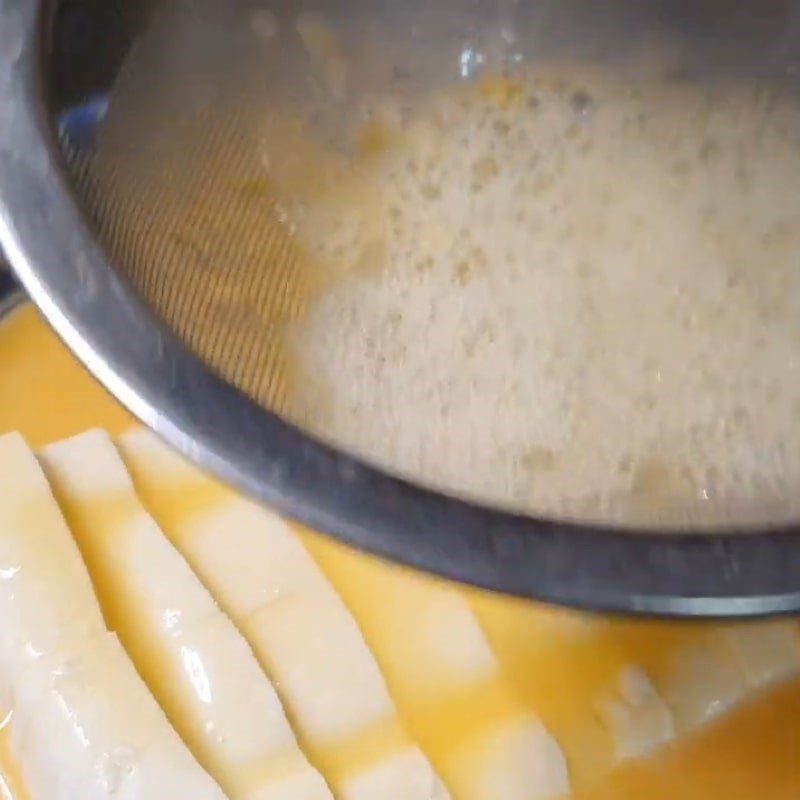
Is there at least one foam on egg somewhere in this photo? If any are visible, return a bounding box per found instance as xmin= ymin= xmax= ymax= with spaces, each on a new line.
xmin=282 ymin=70 xmax=800 ymax=523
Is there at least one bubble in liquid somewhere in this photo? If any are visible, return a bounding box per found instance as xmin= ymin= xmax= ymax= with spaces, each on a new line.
xmin=285 ymin=67 xmax=800 ymax=521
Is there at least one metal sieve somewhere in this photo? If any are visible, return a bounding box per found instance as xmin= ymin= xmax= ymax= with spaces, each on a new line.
xmin=3 ymin=0 xmax=800 ymax=616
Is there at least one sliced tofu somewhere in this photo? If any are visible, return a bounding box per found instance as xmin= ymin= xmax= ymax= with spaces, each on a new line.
xmin=475 ymin=578 xmax=797 ymax=775
xmin=0 ymin=432 xmax=225 ymax=800
xmin=453 ymin=717 xmax=570 ymax=800
xmin=596 ymin=667 xmax=674 ymax=761
xmin=302 ymin=536 xmax=569 ymax=800
xmin=161 ymin=614 xmax=332 ymax=800
xmin=12 ymin=632 xmax=226 ymax=800
xmin=653 ymin=637 xmax=747 ymax=731
xmin=720 ymin=621 xmax=800 ymax=690
xmin=608 ymin=624 xmax=749 ymax=733
xmin=242 ymin=584 xmax=396 ymax=745
xmin=117 ymin=432 xmax=322 ymax=616
xmin=0 ymin=433 xmax=105 ymax=700
xmin=577 ymin=678 xmax=800 ymax=800
xmin=320 ymin=567 xmax=499 ymax=700
xmin=341 ymin=749 xmax=450 ymax=800
xmin=118 ymin=428 xmax=448 ymax=800
xmin=41 ymin=430 xmax=331 ymax=800
xmin=472 ymin=597 xmax=650 ymax=785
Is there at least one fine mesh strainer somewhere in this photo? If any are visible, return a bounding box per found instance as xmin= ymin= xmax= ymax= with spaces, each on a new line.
xmin=4 ymin=0 xmax=800 ymax=616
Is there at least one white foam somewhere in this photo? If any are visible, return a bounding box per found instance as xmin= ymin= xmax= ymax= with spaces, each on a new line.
xmin=280 ymin=71 xmax=800 ymax=522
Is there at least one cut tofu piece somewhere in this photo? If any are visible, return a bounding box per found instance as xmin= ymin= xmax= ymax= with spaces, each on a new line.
xmin=656 ymin=638 xmax=747 ymax=731
xmin=164 ymin=614 xmax=332 ymax=800
xmin=12 ymin=632 xmax=227 ymax=800
xmin=326 ymin=570 xmax=499 ymax=700
xmin=242 ymin=584 xmax=396 ymax=745
xmin=608 ymin=625 xmax=749 ymax=733
xmin=41 ymin=430 xmax=331 ymax=800
xmin=720 ymin=622 xmax=800 ymax=690
xmin=576 ymin=678 xmax=800 ymax=800
xmin=302 ymin=536 xmax=569 ymax=800
xmin=0 ymin=433 xmax=224 ymax=800
xmin=452 ymin=717 xmax=570 ymax=800
xmin=0 ymin=433 xmax=105 ymax=700
xmin=118 ymin=428 xmax=447 ymax=800
xmin=471 ymin=596 xmax=648 ymax=786
xmin=117 ymin=431 xmax=321 ymax=616
xmin=341 ymin=749 xmax=450 ymax=800
xmin=596 ymin=667 xmax=674 ymax=761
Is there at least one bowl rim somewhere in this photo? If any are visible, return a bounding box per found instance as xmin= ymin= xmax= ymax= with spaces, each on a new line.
xmin=3 ymin=0 xmax=800 ymax=618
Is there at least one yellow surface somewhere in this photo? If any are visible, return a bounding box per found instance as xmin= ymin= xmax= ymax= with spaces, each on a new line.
xmin=1 ymin=301 xmax=800 ymax=800
xmin=0 ymin=305 xmax=133 ymax=446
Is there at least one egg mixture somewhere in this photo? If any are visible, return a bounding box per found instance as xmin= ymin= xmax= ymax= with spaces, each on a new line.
xmin=0 ymin=303 xmax=798 ymax=799
xmin=276 ymin=69 xmax=800 ymax=522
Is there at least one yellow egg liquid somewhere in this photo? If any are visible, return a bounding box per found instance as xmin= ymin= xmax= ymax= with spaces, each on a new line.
xmin=1 ymin=301 xmax=799 ymax=799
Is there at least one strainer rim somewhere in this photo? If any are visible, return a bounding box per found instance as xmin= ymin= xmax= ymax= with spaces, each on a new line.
xmin=3 ymin=0 xmax=800 ymax=617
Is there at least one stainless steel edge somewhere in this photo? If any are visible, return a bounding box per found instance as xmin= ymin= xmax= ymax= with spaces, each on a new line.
xmin=0 ymin=274 xmax=22 ymax=318
xmin=3 ymin=0 xmax=800 ymax=617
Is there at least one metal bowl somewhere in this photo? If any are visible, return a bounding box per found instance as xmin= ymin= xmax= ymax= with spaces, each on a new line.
xmin=3 ymin=0 xmax=800 ymax=617
xmin=0 ymin=269 xmax=20 ymax=318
